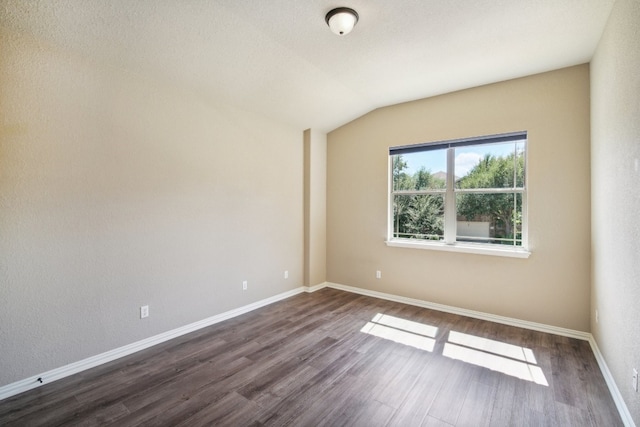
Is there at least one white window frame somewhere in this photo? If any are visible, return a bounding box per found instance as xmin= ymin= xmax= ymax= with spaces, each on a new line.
xmin=386 ymin=132 xmax=530 ymax=259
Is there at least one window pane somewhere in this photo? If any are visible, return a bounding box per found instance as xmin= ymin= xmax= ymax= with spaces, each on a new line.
xmin=393 ymin=194 xmax=444 ymax=240
xmin=392 ymin=150 xmax=447 ymax=191
xmin=456 ymin=193 xmax=522 ymax=246
xmin=455 ymin=141 xmax=525 ymax=189
xmin=515 ymin=141 xmax=525 ymax=187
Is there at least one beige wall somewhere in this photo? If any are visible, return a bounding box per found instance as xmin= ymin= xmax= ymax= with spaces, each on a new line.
xmin=303 ymin=129 xmax=327 ymax=287
xmin=0 ymin=28 xmax=303 ymax=387
xmin=327 ymin=65 xmax=591 ymax=331
xmin=591 ymin=0 xmax=640 ymax=423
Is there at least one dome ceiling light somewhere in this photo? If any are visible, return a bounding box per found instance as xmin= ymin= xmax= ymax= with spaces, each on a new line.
xmin=325 ymin=7 xmax=359 ymax=36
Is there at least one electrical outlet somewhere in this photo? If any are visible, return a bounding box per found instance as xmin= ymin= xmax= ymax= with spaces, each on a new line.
xmin=140 ymin=305 xmax=149 ymax=319
xmin=242 ymin=280 xmax=248 ymax=291
xmin=633 ymin=368 xmax=638 ymax=392
xmin=376 ymin=270 xmax=381 ymax=279
xmin=284 ymin=270 xmax=289 ymax=279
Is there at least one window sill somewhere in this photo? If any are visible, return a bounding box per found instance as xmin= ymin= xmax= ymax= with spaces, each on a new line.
xmin=385 ymin=239 xmax=531 ymax=259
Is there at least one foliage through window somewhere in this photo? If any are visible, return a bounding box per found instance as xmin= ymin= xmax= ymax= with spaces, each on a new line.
xmin=389 ymin=132 xmax=527 ymax=248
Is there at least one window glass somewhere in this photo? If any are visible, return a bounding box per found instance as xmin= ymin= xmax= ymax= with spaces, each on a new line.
xmin=393 ymin=149 xmax=447 ymax=191
xmin=456 ymin=193 xmax=522 ymax=246
xmin=455 ymin=142 xmax=525 ymax=189
xmin=393 ymin=194 xmax=444 ymax=240
xmin=389 ymin=132 xmax=527 ymax=250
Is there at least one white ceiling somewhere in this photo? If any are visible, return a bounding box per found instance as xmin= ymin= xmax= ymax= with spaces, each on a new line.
xmin=1 ymin=0 xmax=615 ymax=132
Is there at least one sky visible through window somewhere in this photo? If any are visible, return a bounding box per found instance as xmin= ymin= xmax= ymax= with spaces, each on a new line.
xmin=402 ymin=141 xmax=523 ymax=178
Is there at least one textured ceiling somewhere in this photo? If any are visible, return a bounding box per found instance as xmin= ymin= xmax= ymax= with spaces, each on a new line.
xmin=1 ymin=0 xmax=614 ymax=132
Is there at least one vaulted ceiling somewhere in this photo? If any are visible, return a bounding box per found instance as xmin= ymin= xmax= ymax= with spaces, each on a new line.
xmin=1 ymin=0 xmax=615 ymax=132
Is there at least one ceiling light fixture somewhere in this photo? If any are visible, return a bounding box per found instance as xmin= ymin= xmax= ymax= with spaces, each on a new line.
xmin=325 ymin=7 xmax=359 ymax=36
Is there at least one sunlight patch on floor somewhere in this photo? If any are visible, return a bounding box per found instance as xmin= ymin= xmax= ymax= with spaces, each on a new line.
xmin=360 ymin=313 xmax=438 ymax=352
xmin=443 ymin=331 xmax=548 ymax=386
xmin=448 ymin=331 xmax=537 ymax=364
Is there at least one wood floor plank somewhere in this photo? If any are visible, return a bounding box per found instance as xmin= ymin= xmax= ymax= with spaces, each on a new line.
xmin=237 ymin=340 xmax=333 ymax=401
xmin=1 ymin=395 xmax=82 ymax=426
xmin=279 ymin=372 xmax=360 ymax=426
xmin=386 ymin=352 xmax=453 ymax=426
xmin=488 ymin=375 xmax=519 ymax=427
xmin=257 ymin=349 xmax=372 ymax=425
xmin=367 ymin=347 xmax=425 ymax=410
xmin=74 ymin=402 xmax=131 ymax=426
xmin=454 ymin=380 xmax=496 ymax=427
xmin=551 ymin=341 xmax=591 ymax=409
xmin=507 ymin=382 xmax=556 ymax=427
xmin=119 ymin=351 xmax=254 ymax=416
xmin=175 ymin=391 xmax=262 ymax=427
xmin=337 ymin=399 xmax=396 ymax=427
xmin=426 ymin=360 xmax=482 ymax=425
xmin=249 ymin=364 xmax=321 ymax=409
xmin=0 ymin=288 xmax=624 ymax=427
xmin=555 ymin=401 xmax=594 ymax=427
xmin=422 ymin=415 xmax=455 ymax=426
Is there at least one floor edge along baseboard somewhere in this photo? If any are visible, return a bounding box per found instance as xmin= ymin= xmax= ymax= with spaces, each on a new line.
xmin=325 ymin=282 xmax=590 ymax=340
xmin=0 ymin=282 xmax=633 ymax=427
xmin=0 ymin=286 xmax=306 ymax=401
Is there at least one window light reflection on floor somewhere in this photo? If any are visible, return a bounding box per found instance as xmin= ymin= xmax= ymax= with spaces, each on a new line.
xmin=448 ymin=331 xmax=537 ymax=364
xmin=443 ymin=331 xmax=549 ymax=386
xmin=360 ymin=313 xmax=438 ymax=352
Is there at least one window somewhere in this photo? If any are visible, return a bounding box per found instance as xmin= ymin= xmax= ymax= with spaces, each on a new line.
xmin=388 ymin=132 xmax=528 ymax=257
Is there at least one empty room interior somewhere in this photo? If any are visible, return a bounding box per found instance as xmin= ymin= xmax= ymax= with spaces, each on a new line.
xmin=1 ymin=0 xmax=639 ymax=425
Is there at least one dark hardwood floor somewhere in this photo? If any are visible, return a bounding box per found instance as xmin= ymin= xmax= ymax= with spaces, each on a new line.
xmin=0 ymin=288 xmax=623 ymax=426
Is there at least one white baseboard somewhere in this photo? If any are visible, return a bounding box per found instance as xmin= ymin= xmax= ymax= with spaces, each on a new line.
xmin=324 ymin=282 xmax=634 ymax=426
xmin=0 ymin=286 xmax=306 ymax=401
xmin=589 ymin=337 xmax=636 ymax=427
xmin=326 ymin=282 xmax=590 ymax=340
xmin=1 ymin=281 xmax=634 ymax=427
xmin=304 ymin=282 xmax=329 ymax=293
